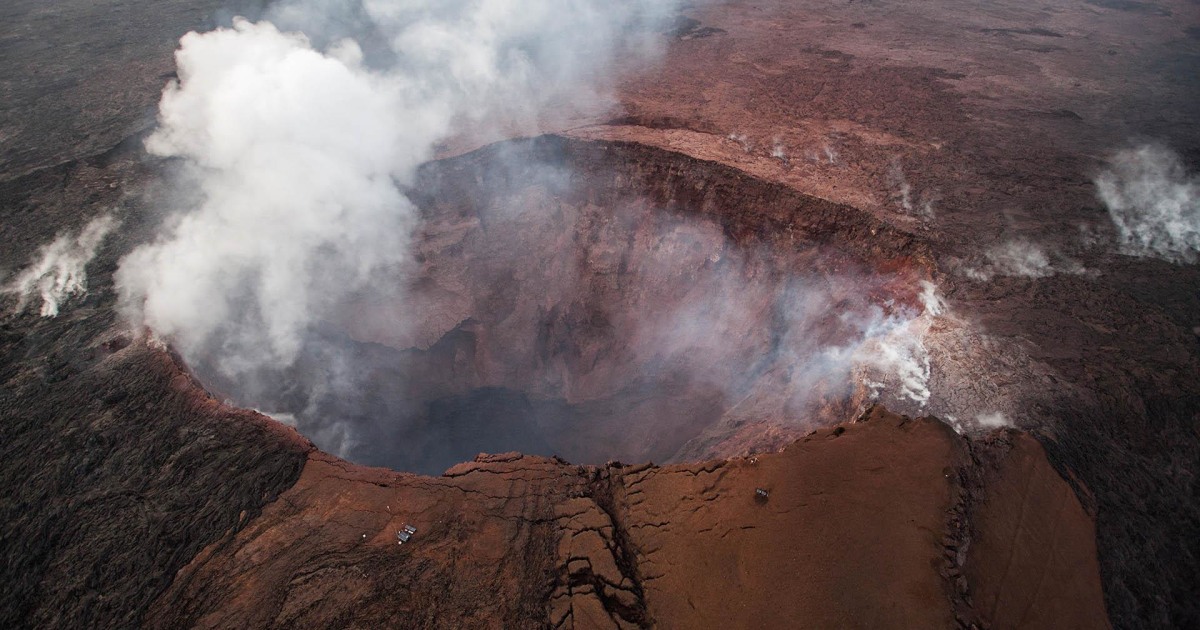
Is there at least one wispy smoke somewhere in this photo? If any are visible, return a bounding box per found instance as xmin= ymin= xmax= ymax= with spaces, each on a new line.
xmin=728 ymin=133 xmax=753 ymax=153
xmin=943 ymin=411 xmax=1012 ymax=434
xmin=117 ymin=1 xmax=680 ymax=377
xmin=260 ymin=166 xmax=948 ymax=469
xmin=874 ymin=281 xmax=944 ymax=404
xmin=851 ymin=281 xmax=943 ymax=407
xmin=888 ymin=159 xmax=935 ymax=219
xmin=4 ymin=214 xmax=118 ymax=317
xmin=823 ymin=145 xmax=838 ymax=165
xmin=962 ymin=239 xmax=1085 ymax=281
xmin=974 ymin=411 xmax=1010 ymax=428
xmin=1096 ymin=143 xmax=1200 ymax=263
xmin=770 ymin=138 xmax=788 ymax=164
xmin=635 ymin=223 xmax=947 ymax=421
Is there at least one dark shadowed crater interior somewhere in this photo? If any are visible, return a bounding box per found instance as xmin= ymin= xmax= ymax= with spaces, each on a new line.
xmin=192 ymin=137 xmax=928 ymax=474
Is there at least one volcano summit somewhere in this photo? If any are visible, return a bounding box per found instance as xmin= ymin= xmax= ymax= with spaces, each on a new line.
xmin=1 ymin=0 xmax=1198 ymax=628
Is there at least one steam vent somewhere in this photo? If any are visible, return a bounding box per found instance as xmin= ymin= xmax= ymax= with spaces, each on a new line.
xmin=1 ymin=0 xmax=1197 ymax=628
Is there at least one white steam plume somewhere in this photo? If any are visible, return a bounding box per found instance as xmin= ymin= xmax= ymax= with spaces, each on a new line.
xmin=963 ymin=239 xmax=1085 ymax=281
xmin=851 ymin=281 xmax=944 ymax=407
xmin=641 ymin=232 xmax=948 ymax=418
xmin=770 ymin=138 xmax=788 ymax=164
xmin=4 ymin=214 xmax=118 ymax=317
xmin=117 ymin=2 xmax=680 ymax=377
xmin=974 ymin=411 xmax=1011 ymax=428
xmin=943 ymin=411 xmax=1012 ymax=434
xmin=888 ymin=159 xmax=934 ymax=219
xmin=1096 ymin=143 xmax=1200 ymax=263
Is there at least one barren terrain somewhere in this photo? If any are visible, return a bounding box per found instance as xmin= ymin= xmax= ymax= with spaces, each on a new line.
xmin=1 ymin=0 xmax=1198 ymax=628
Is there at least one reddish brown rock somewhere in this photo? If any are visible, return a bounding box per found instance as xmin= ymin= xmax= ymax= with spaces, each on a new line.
xmin=964 ymin=432 xmax=1111 ymax=630
xmin=143 ymin=406 xmax=1107 ymax=628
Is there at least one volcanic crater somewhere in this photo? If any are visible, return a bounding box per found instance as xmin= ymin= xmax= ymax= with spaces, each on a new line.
xmin=191 ymin=136 xmax=932 ymax=474
xmin=7 ymin=0 xmax=1200 ymax=625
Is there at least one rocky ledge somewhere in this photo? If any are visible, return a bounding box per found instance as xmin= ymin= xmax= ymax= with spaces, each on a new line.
xmin=134 ymin=384 xmax=1107 ymax=629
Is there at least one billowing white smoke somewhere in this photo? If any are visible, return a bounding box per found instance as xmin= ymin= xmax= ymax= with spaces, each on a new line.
xmin=4 ymin=214 xmax=118 ymax=317
xmin=118 ymin=20 xmax=418 ymax=371
xmin=117 ymin=1 xmax=679 ymax=377
xmin=113 ymin=1 xmax=958 ymax=466
xmin=1096 ymin=143 xmax=1199 ymax=263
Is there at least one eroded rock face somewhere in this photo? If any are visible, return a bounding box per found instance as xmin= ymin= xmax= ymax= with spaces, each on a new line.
xmin=142 ymin=405 xmax=1108 ymax=629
